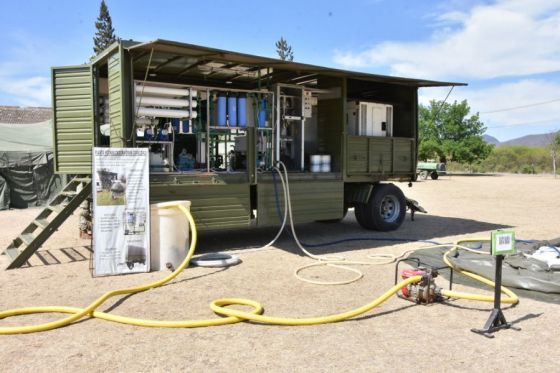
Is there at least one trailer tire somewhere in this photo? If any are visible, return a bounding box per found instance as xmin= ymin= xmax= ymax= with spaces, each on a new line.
xmin=430 ymin=172 xmax=439 ymax=180
xmin=419 ymin=171 xmax=429 ymax=180
xmin=355 ymin=183 xmax=406 ymax=231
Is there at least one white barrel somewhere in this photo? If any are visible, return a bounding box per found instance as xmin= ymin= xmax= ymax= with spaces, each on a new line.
xmin=135 ymin=85 xmax=198 ymax=97
xmin=311 ymin=164 xmax=321 ymax=173
xmin=137 ymin=107 xmax=198 ymax=119
xmin=321 ymin=163 xmax=331 ymax=172
xmin=136 ymin=97 xmax=198 ymax=108
xmin=150 ymin=201 xmax=191 ymax=271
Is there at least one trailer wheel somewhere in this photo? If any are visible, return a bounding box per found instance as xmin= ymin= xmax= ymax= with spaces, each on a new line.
xmin=355 ymin=184 xmax=406 ymax=231
xmin=430 ymin=172 xmax=439 ymax=180
xmin=419 ymin=171 xmax=429 ymax=180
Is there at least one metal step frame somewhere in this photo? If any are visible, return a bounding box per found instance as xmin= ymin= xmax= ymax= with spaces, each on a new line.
xmin=2 ymin=176 xmax=92 ymax=269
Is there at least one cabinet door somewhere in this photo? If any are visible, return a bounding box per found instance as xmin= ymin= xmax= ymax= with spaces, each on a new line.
xmin=52 ymin=65 xmax=94 ymax=174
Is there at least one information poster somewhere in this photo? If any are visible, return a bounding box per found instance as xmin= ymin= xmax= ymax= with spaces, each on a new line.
xmin=92 ymin=148 xmax=150 ymax=276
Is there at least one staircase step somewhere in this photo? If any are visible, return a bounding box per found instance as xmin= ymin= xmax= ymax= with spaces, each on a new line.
xmin=34 ymin=219 xmax=50 ymax=229
xmin=74 ymin=177 xmax=92 ymax=183
xmin=19 ymin=233 xmax=35 ymax=246
xmin=49 ymin=205 xmax=64 ymax=214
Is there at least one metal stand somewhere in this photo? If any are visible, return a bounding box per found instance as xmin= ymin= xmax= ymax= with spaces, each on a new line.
xmin=471 ymin=255 xmax=520 ymax=338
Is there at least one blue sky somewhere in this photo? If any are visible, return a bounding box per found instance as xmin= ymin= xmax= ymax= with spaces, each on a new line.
xmin=1 ymin=0 xmax=560 ymax=141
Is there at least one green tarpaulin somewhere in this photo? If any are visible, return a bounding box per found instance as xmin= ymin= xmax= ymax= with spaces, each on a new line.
xmin=0 ymin=120 xmax=65 ymax=210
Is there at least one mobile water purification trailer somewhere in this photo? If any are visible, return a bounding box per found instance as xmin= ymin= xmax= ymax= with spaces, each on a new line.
xmin=51 ymin=39 xmax=461 ymax=232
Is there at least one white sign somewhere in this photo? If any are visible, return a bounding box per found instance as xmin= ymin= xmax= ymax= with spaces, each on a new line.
xmin=92 ymin=148 xmax=150 ymax=276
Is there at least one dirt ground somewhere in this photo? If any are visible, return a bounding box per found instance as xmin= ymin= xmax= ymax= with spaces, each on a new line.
xmin=1 ymin=174 xmax=559 ymax=372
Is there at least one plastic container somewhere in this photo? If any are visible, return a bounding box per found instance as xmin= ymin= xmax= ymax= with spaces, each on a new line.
xmin=217 ymin=94 xmax=227 ymax=126
xmin=237 ymin=95 xmax=247 ymax=127
xmin=310 ymin=155 xmax=322 ymax=173
xmin=321 ymin=155 xmax=331 ymax=172
xmin=228 ymin=94 xmax=237 ymax=126
xmin=150 ymin=201 xmax=191 ymax=271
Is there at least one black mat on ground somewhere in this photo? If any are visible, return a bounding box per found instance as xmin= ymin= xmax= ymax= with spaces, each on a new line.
xmin=406 ymin=239 xmax=560 ymax=304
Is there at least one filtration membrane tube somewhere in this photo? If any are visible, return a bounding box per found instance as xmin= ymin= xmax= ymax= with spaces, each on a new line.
xmin=228 ymin=95 xmax=237 ymax=126
xmin=217 ymin=94 xmax=227 ymax=126
xmin=237 ymin=95 xmax=247 ymax=127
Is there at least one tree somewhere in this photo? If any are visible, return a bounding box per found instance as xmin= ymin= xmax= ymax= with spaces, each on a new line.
xmin=275 ymin=37 xmax=294 ymax=61
xmin=418 ymin=100 xmax=493 ymax=168
xmin=93 ymin=0 xmax=118 ymax=54
xmin=548 ymin=131 xmax=560 ymax=177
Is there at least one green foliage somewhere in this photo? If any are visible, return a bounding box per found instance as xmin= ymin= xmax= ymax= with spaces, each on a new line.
xmin=275 ymin=37 xmax=294 ymax=61
xmin=418 ymin=100 xmax=493 ymax=166
xmin=93 ymin=0 xmax=118 ymax=54
xmin=449 ymin=145 xmax=553 ymax=174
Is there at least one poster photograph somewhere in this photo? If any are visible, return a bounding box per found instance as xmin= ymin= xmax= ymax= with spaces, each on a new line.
xmin=92 ymin=148 xmax=150 ymax=276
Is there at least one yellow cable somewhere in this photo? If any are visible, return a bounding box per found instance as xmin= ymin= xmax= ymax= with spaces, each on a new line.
xmin=0 ymin=204 xmax=423 ymax=335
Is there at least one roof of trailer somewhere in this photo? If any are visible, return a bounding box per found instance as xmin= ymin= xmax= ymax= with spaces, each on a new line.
xmin=123 ymin=39 xmax=466 ymax=88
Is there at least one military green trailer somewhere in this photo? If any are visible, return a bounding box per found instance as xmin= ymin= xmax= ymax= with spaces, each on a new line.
xmin=51 ymin=39 xmax=462 ymax=233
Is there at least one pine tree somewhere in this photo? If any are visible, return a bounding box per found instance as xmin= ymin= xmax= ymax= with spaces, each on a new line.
xmin=93 ymin=0 xmax=118 ymax=54
xmin=275 ymin=37 xmax=294 ymax=61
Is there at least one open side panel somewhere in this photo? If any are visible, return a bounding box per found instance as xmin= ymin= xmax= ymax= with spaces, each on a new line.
xmin=52 ymin=65 xmax=94 ymax=173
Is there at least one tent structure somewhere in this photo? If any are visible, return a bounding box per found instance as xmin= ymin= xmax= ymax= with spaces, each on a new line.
xmin=0 ymin=120 xmax=65 ymax=210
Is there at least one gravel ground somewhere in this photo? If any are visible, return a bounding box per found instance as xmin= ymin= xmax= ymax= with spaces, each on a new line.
xmin=0 ymin=174 xmax=559 ymax=372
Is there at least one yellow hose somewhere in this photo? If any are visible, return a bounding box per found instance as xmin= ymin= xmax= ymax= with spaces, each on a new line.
xmin=440 ymin=239 xmax=519 ymax=304
xmin=0 ymin=204 xmax=423 ymax=335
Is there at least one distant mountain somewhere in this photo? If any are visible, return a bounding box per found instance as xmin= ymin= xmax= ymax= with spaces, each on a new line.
xmin=501 ymin=131 xmax=560 ymax=147
xmin=483 ymin=134 xmax=500 ymax=145
xmin=483 ymin=131 xmax=560 ymax=147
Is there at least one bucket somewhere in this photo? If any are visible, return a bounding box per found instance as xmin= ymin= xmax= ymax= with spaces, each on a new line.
xmin=310 ymin=155 xmax=322 ymax=172
xmin=321 ymin=155 xmax=331 ymax=173
xmin=150 ymin=201 xmax=191 ymax=271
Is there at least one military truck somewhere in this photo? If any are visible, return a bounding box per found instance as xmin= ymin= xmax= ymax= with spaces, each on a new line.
xmin=51 ymin=39 xmax=462 ymax=232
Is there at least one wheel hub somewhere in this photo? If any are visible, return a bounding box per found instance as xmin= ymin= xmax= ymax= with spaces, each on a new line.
xmin=379 ymin=195 xmax=400 ymax=222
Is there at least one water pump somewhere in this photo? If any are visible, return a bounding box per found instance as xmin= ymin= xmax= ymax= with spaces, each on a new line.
xmin=400 ymin=267 xmax=442 ymax=303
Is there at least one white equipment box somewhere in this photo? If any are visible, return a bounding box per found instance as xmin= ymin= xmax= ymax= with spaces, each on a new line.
xmin=346 ymin=101 xmax=393 ymax=137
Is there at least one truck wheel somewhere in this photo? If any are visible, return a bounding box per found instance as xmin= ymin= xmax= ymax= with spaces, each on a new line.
xmin=420 ymin=171 xmax=428 ymax=180
xmin=430 ymin=172 xmax=439 ymax=180
xmin=355 ymin=184 xmax=406 ymax=231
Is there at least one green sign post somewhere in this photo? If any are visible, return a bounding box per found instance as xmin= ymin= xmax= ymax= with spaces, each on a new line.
xmin=472 ymin=230 xmax=520 ymax=337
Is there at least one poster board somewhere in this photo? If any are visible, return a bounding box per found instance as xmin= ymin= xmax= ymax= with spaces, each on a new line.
xmin=92 ymin=148 xmax=150 ymax=276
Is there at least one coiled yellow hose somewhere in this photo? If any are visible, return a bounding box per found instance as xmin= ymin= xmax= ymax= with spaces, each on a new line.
xmin=0 ymin=204 xmax=424 ymax=335
xmin=441 ymin=239 xmax=519 ymax=304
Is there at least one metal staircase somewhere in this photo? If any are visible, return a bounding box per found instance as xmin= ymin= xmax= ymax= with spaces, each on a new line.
xmin=2 ymin=176 xmax=92 ymax=269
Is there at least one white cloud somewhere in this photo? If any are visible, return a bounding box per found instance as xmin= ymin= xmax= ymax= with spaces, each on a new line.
xmin=419 ymin=79 xmax=560 ymax=140
xmin=0 ymin=75 xmax=51 ymax=107
xmin=334 ymin=0 xmax=560 ymax=79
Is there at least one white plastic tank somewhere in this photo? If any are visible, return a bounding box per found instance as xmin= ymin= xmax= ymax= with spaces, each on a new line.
xmin=150 ymin=200 xmax=191 ymax=271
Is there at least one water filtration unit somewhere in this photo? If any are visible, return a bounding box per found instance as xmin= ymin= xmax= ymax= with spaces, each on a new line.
xmin=49 ymin=38 xmax=462 ymax=233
